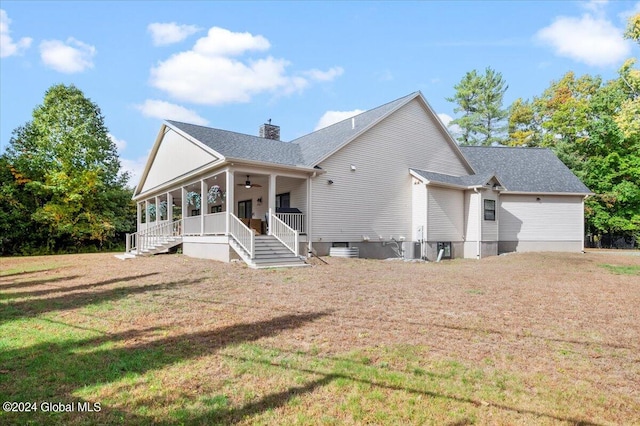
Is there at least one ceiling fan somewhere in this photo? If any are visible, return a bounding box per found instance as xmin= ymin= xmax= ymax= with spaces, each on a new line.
xmin=238 ymin=175 xmax=262 ymax=189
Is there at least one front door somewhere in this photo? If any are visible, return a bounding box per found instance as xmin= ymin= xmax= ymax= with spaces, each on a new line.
xmin=238 ymin=199 xmax=252 ymax=219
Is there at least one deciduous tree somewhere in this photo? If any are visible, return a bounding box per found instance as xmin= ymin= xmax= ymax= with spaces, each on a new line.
xmin=1 ymin=84 xmax=134 ymax=254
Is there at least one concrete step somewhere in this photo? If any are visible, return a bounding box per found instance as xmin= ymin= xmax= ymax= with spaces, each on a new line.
xmin=231 ymin=235 xmax=307 ymax=269
xmin=253 ymin=262 xmax=309 ymax=269
xmin=114 ymin=253 xmax=136 ymax=260
xmin=252 ymin=257 xmax=305 ymax=265
xmin=254 ymin=248 xmax=294 ymax=255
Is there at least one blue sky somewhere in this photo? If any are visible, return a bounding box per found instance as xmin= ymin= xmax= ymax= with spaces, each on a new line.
xmin=1 ymin=1 xmax=639 ymax=185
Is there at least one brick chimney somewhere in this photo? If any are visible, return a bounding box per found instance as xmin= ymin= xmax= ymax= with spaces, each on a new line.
xmin=259 ymin=119 xmax=280 ymax=141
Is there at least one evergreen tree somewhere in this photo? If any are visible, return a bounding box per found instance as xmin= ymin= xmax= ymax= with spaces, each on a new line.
xmin=447 ymin=67 xmax=508 ymax=145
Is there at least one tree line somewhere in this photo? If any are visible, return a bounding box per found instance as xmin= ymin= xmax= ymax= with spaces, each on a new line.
xmin=447 ymin=14 xmax=639 ymax=246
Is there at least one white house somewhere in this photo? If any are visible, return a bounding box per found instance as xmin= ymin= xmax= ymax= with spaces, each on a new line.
xmin=125 ymin=92 xmax=591 ymax=267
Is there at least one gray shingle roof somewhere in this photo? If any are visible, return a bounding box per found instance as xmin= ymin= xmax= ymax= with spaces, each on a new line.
xmin=167 ymin=92 xmax=419 ymax=168
xmin=460 ymin=146 xmax=591 ymax=194
xmin=165 ymin=96 xmax=590 ymax=195
xmin=167 ymin=121 xmax=305 ymax=166
xmin=410 ymin=169 xmax=494 ymax=187
xmin=292 ymin=92 xmax=419 ymax=165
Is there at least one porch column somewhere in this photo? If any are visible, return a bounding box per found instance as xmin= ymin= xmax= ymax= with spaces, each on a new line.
xmin=181 ymin=187 xmax=188 ymax=218
xmin=225 ymin=170 xmax=234 ymax=235
xmin=136 ymin=202 xmax=142 ymax=233
xmin=144 ymin=200 xmax=148 ymax=231
xmin=268 ymin=174 xmax=277 ymax=232
xmin=154 ymin=196 xmax=160 ymax=227
xmin=200 ymin=179 xmax=207 ymax=236
xmin=167 ymin=192 xmax=173 ymax=223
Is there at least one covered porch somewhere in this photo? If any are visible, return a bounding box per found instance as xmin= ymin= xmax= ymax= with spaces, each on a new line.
xmin=128 ymin=166 xmax=310 ymax=266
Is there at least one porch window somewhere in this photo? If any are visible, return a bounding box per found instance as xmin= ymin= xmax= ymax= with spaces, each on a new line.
xmin=276 ymin=192 xmax=290 ymax=209
xmin=238 ymin=199 xmax=252 ymax=219
xmin=211 ymin=205 xmax=222 ymax=213
xmin=484 ymin=199 xmax=496 ymax=221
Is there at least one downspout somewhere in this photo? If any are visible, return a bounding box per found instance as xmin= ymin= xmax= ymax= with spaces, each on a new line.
xmin=307 ymin=172 xmax=316 ymax=257
xmin=581 ymin=195 xmax=588 ymax=253
xmin=425 ymin=185 xmax=429 ymax=260
xmin=474 ymin=187 xmax=481 ymax=260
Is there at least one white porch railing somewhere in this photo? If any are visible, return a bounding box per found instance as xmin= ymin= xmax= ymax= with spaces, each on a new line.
xmin=204 ymin=212 xmax=226 ymax=235
xmin=229 ymin=213 xmax=255 ymax=258
xmin=275 ymin=212 xmax=305 ymax=233
xmin=126 ymin=219 xmax=182 ymax=254
xmin=183 ymin=216 xmax=201 ymax=235
xmin=269 ymin=209 xmax=299 ymax=256
xmin=138 ymin=220 xmax=169 ymax=233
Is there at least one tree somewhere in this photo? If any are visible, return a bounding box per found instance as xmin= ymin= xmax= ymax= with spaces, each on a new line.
xmin=506 ymin=98 xmax=540 ymax=147
xmin=503 ymin=63 xmax=640 ymax=244
xmin=447 ymin=67 xmax=509 ymax=146
xmin=446 ymin=69 xmax=482 ymax=145
xmin=1 ymin=84 xmax=134 ymax=254
xmin=624 ymin=12 xmax=640 ymax=44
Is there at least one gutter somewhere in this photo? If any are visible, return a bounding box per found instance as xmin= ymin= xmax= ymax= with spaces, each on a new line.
xmin=501 ymin=191 xmax=594 ymax=196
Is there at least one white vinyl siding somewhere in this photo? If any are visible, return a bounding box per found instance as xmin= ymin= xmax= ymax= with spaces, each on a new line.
xmin=276 ymin=176 xmax=307 ymax=215
xmin=499 ymin=194 xmax=584 ymax=242
xmin=427 ymin=186 xmax=465 ymax=241
xmin=311 ymin=98 xmax=470 ymax=242
xmin=464 ymin=190 xmax=479 ymax=242
xmin=141 ymin=129 xmax=217 ymax=193
xmin=412 ymin=180 xmax=427 ymax=241
xmin=482 ymin=191 xmax=499 ymax=241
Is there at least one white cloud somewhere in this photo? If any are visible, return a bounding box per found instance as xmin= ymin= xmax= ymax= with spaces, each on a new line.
xmin=437 ymin=113 xmax=453 ymax=126
xmin=120 ymin=155 xmax=148 ymax=187
xmin=437 ymin=113 xmax=462 ymax=137
xmin=39 ymin=37 xmax=95 ymax=73
xmin=192 ymin=26 xmax=270 ymax=56
xmin=581 ymin=0 xmax=609 ymax=13
xmin=304 ymin=66 xmax=344 ymax=81
xmin=0 ymin=9 xmax=32 ymax=58
xmin=314 ymin=109 xmax=364 ymax=131
xmin=150 ymin=26 xmax=343 ymax=105
xmin=147 ymin=22 xmax=201 ymax=46
xmin=108 ymin=133 xmax=127 ymax=152
xmin=536 ymin=14 xmax=631 ymax=67
xmin=106 ymin=133 xmax=145 ymax=186
xmin=135 ymin=99 xmax=209 ymax=125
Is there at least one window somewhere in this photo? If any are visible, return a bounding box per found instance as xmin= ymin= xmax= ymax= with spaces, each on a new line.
xmin=276 ymin=192 xmax=290 ymax=209
xmin=484 ymin=199 xmax=496 ymax=221
xmin=191 ymin=209 xmax=200 ymax=216
xmin=211 ymin=205 xmax=222 ymax=213
xmin=238 ymin=199 xmax=252 ymax=219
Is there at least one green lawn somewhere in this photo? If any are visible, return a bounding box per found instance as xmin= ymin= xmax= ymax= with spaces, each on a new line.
xmin=1 ymin=252 xmax=639 ymax=425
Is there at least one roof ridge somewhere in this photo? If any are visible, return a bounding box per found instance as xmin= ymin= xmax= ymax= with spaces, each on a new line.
xmin=167 ymin=120 xmax=292 ymax=144
xmin=289 ymin=91 xmax=419 ymax=144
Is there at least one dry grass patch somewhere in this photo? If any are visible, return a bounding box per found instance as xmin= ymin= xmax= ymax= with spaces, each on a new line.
xmin=1 ymin=251 xmax=639 ymax=425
